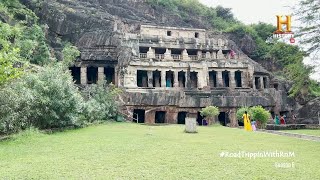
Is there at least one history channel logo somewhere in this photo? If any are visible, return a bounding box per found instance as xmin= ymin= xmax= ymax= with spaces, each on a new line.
xmin=270 ymin=15 xmax=295 ymax=44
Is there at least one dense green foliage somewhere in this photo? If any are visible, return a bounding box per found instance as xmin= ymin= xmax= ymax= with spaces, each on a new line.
xmin=0 ymin=0 xmax=121 ymax=134
xmin=250 ymin=106 xmax=271 ymax=128
xmin=226 ymin=24 xmax=319 ymax=97
xmin=0 ymin=0 xmax=51 ymax=85
xmin=295 ymin=0 xmax=320 ymax=54
xmin=236 ymin=107 xmax=251 ymax=123
xmin=0 ymin=64 xmax=83 ymax=133
xmin=200 ymin=106 xmax=219 ymax=118
xmin=0 ymin=64 xmax=121 ymax=134
xmin=200 ymin=106 xmax=219 ymax=125
xmin=237 ymin=106 xmax=270 ymax=127
xmin=147 ymin=0 xmax=238 ymax=30
xmin=0 ymin=23 xmax=23 ymax=86
xmin=81 ymin=82 xmax=122 ymax=123
xmin=62 ymin=42 xmax=80 ymax=66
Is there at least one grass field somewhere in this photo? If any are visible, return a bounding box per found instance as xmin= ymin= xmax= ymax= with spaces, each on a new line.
xmin=0 ymin=123 xmax=319 ymax=179
xmin=282 ymin=129 xmax=320 ymax=137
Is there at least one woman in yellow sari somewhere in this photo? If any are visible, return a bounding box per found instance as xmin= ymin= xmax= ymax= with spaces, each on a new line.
xmin=243 ymin=111 xmax=252 ymax=131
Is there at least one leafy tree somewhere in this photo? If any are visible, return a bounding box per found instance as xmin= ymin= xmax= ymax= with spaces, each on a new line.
xmin=295 ymin=0 xmax=320 ymax=54
xmin=200 ymin=106 xmax=219 ymax=125
xmin=0 ymin=22 xmax=23 ymax=86
xmin=236 ymin=106 xmax=270 ymax=128
xmin=81 ymin=81 xmax=122 ymax=123
xmin=215 ymin=5 xmax=234 ymax=21
xmin=266 ymin=42 xmax=305 ymax=66
xmin=147 ymin=0 xmax=238 ymax=30
xmin=250 ymin=106 xmax=271 ymax=128
xmin=251 ymin=22 xmax=276 ymax=41
xmin=62 ymin=42 xmax=80 ymax=66
xmin=236 ymin=107 xmax=251 ymax=123
xmin=0 ymin=64 xmax=84 ymax=133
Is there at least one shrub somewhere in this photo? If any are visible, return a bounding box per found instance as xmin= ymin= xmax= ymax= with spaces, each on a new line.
xmin=200 ymin=106 xmax=219 ymax=125
xmin=236 ymin=106 xmax=270 ymax=128
xmin=0 ymin=63 xmax=84 ymax=133
xmin=236 ymin=107 xmax=251 ymax=123
xmin=250 ymin=106 xmax=271 ymax=128
xmin=82 ymin=81 xmax=122 ymax=123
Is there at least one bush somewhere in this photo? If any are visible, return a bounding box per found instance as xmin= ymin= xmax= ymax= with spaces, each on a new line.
xmin=237 ymin=106 xmax=270 ymax=128
xmin=0 ymin=63 xmax=84 ymax=134
xmin=82 ymin=81 xmax=122 ymax=123
xmin=200 ymin=106 xmax=219 ymax=118
xmin=200 ymin=106 xmax=219 ymax=125
xmin=236 ymin=107 xmax=251 ymax=123
xmin=250 ymin=106 xmax=271 ymax=128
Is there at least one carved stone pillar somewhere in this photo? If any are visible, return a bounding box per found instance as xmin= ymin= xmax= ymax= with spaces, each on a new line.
xmin=98 ymin=67 xmax=105 ymax=82
xmin=197 ymin=50 xmax=202 ymax=60
xmin=217 ymin=49 xmax=224 ymax=59
xmin=265 ymin=77 xmax=270 ymax=88
xmin=260 ymin=76 xmax=264 ymax=89
xmin=161 ymin=70 xmax=166 ymax=87
xmin=205 ymin=51 xmax=211 ymax=59
xmin=164 ymin=48 xmax=172 ymax=60
xmin=241 ymin=71 xmax=246 ymax=88
xmin=174 ymin=71 xmax=179 ymax=88
xmin=182 ymin=49 xmax=190 ymax=60
xmin=80 ymin=66 xmax=87 ymax=85
xmin=253 ymin=76 xmax=256 ymax=90
xmin=216 ymin=70 xmax=223 ymax=87
xmin=147 ymin=71 xmax=153 ymax=88
xmin=229 ymin=70 xmax=236 ymax=88
xmin=145 ymin=110 xmax=155 ymax=124
xmin=229 ymin=108 xmax=238 ymax=127
xmin=147 ymin=47 xmax=155 ymax=59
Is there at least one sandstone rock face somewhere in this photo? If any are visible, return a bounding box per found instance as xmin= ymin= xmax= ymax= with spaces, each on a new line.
xmin=297 ymin=98 xmax=320 ymax=124
xmin=21 ymin=0 xmax=210 ymax=47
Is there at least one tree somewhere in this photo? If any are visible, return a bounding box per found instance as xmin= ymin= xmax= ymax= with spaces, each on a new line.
xmin=215 ymin=5 xmax=234 ymax=21
xmin=236 ymin=106 xmax=271 ymax=128
xmin=295 ymin=0 xmax=320 ymax=54
xmin=251 ymin=22 xmax=276 ymax=41
xmin=250 ymin=106 xmax=271 ymax=128
xmin=62 ymin=42 xmax=80 ymax=66
xmin=236 ymin=107 xmax=251 ymax=123
xmin=0 ymin=22 xmax=23 ymax=86
xmin=200 ymin=106 xmax=219 ymax=125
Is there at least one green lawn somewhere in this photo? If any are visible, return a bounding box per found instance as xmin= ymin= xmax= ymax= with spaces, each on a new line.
xmin=282 ymin=129 xmax=320 ymax=137
xmin=1 ymin=123 xmax=319 ymax=179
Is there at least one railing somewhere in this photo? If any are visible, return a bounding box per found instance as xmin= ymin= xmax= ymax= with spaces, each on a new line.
xmin=155 ymin=54 xmax=165 ymax=60
xmin=139 ymin=53 xmax=147 ymax=58
xmin=188 ymin=55 xmax=198 ymax=60
xmin=171 ymin=54 xmax=181 ymax=60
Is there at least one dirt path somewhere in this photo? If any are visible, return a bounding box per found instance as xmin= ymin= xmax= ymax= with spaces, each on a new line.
xmin=257 ymin=129 xmax=320 ymax=142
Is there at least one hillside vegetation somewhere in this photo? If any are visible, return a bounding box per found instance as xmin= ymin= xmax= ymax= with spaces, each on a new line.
xmin=0 ymin=0 xmax=120 ymax=134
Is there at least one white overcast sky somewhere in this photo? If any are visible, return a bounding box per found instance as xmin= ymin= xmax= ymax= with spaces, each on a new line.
xmin=199 ymin=0 xmax=320 ymax=81
xmin=199 ymin=0 xmax=299 ymax=25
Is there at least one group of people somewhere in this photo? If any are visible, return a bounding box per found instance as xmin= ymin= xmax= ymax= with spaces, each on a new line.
xmin=242 ymin=111 xmax=288 ymax=132
xmin=243 ymin=111 xmax=256 ymax=131
xmin=274 ymin=115 xmax=286 ymax=125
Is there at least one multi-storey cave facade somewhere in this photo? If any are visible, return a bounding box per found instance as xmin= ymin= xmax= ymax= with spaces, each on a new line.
xmin=70 ymin=25 xmax=293 ymax=126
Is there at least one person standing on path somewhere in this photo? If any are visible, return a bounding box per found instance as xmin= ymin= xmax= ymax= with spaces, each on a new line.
xmin=243 ymin=111 xmax=252 ymax=131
